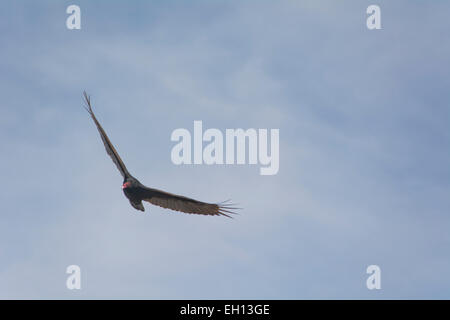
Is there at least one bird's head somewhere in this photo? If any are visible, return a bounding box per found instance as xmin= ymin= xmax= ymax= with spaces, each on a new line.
xmin=122 ymin=181 xmax=131 ymax=189
xmin=122 ymin=177 xmax=138 ymax=189
xmin=122 ymin=178 xmax=140 ymax=189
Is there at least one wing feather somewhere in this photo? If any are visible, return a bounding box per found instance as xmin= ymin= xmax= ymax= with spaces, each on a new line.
xmin=83 ymin=91 xmax=131 ymax=179
xmin=140 ymin=187 xmax=238 ymax=218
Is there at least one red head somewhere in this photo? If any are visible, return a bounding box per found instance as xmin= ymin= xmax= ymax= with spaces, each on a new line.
xmin=122 ymin=181 xmax=132 ymax=189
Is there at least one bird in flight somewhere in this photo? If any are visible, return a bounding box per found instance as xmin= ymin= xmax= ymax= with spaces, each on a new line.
xmin=82 ymin=91 xmax=237 ymax=218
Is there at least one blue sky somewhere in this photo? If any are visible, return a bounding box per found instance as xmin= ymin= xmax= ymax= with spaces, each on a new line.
xmin=0 ymin=0 xmax=449 ymax=299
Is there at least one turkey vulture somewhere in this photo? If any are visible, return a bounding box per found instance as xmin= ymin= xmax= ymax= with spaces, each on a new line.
xmin=82 ymin=91 xmax=237 ymax=218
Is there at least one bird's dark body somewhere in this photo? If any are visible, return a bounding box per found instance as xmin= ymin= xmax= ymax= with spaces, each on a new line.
xmin=82 ymin=91 xmax=237 ymax=217
xmin=122 ymin=178 xmax=146 ymax=211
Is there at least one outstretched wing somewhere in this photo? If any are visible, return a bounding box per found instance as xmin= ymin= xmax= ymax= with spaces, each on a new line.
xmin=140 ymin=187 xmax=238 ymax=218
xmin=83 ymin=91 xmax=131 ymax=179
